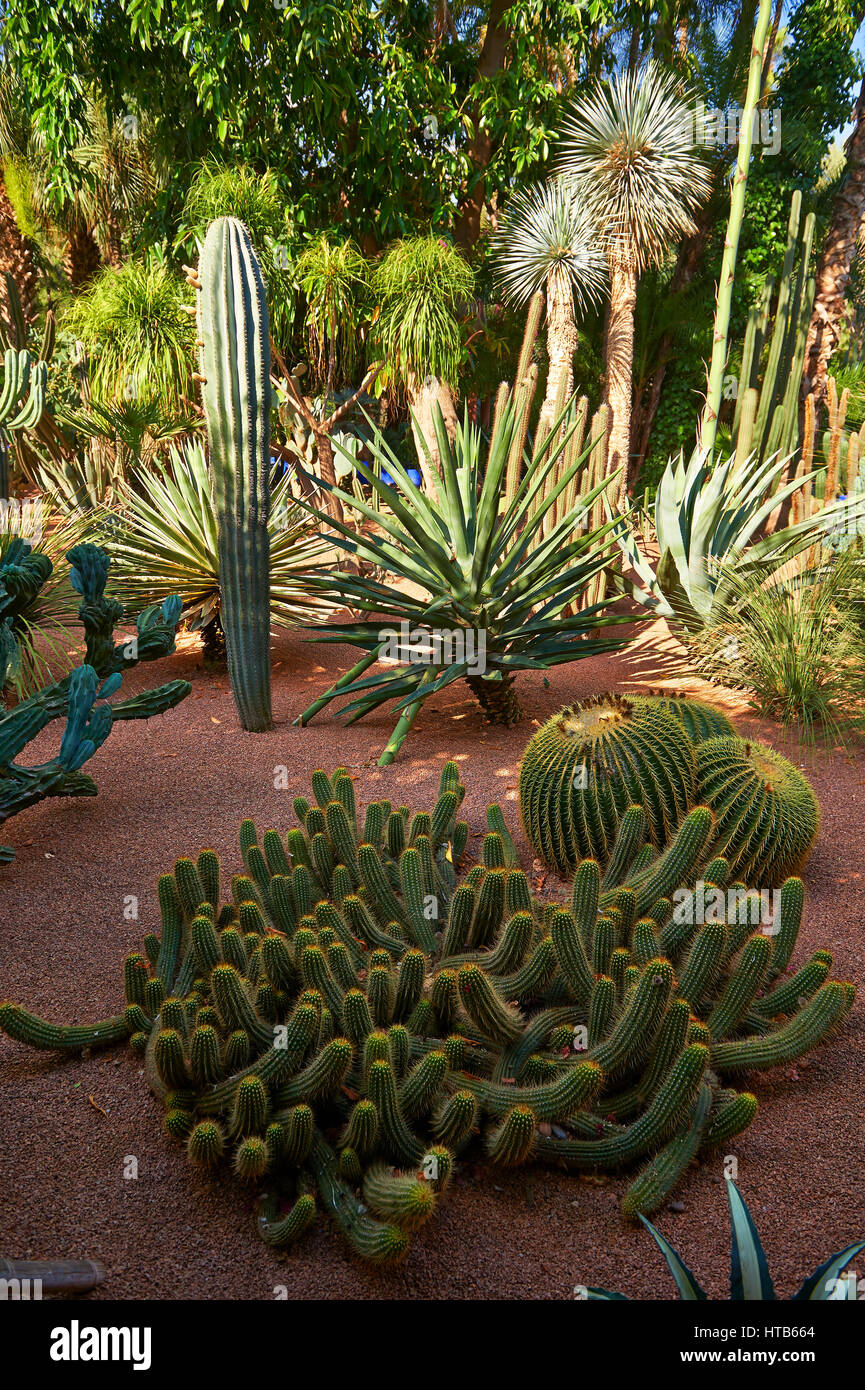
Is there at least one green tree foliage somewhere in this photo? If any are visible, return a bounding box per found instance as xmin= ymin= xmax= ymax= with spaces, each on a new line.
xmin=1 ymin=0 xmax=616 ymax=247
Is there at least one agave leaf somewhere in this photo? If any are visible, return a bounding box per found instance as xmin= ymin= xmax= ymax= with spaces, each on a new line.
xmin=791 ymin=1242 xmax=865 ymax=1301
xmin=728 ymin=1179 xmax=775 ymax=1301
xmin=638 ymin=1214 xmax=708 ymax=1300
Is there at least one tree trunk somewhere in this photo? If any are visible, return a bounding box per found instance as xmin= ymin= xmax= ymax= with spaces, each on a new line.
xmin=537 ymin=263 xmax=578 ymax=443
xmin=0 ymin=172 xmax=36 ymax=325
xmin=452 ymin=0 xmax=515 ymax=250
xmin=407 ymin=372 xmax=458 ymax=502
xmin=466 ymin=672 xmax=523 ymax=724
xmin=605 ymin=255 xmax=638 ymax=495
xmin=63 ymin=218 xmax=101 ymax=288
xmin=804 ymin=73 xmax=865 ymax=406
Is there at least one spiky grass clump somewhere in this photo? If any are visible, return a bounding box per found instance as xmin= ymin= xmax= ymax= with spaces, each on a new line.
xmin=696 ymin=738 xmax=819 ymax=887
xmin=518 ymin=693 xmax=696 ymax=873
xmin=0 ymin=766 xmax=852 ymax=1262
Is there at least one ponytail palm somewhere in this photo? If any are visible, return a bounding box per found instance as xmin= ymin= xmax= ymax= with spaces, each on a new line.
xmin=492 ymin=179 xmax=607 ymax=439
xmin=559 ymin=63 xmax=710 ymax=491
xmin=370 ymin=236 xmax=475 ymax=496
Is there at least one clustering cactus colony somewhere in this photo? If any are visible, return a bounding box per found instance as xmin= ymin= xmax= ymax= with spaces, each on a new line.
xmin=520 ymin=693 xmax=817 ymax=887
xmin=0 ymin=542 xmax=190 ymax=860
xmin=195 ymin=217 xmax=273 ymax=732
xmin=1 ymin=759 xmax=852 ymax=1262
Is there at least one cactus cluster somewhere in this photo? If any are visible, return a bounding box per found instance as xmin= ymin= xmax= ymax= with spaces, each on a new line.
xmin=520 ymin=693 xmax=818 ymax=888
xmin=0 ymin=761 xmax=852 ymax=1262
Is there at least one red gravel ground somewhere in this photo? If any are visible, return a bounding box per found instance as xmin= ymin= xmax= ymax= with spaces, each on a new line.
xmin=2 ymin=617 xmax=863 ymax=1300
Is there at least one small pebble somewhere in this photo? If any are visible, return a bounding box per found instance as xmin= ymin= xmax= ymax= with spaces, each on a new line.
xmin=669 ymin=1200 xmax=686 ymax=1212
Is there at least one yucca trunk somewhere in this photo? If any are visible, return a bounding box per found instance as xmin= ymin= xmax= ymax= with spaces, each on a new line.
xmin=538 ymin=263 xmax=578 ymax=442
xmin=466 ymin=673 xmax=523 ymax=725
xmin=407 ymin=371 xmax=458 ymax=502
xmin=605 ymin=253 xmax=638 ymax=492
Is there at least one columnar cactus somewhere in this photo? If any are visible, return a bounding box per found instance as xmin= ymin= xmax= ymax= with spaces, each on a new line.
xmin=0 ymin=763 xmax=853 ymax=1261
xmin=196 ymin=217 xmax=273 ymax=732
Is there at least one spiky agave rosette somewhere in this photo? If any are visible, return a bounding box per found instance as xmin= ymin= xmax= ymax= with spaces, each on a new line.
xmin=0 ymin=763 xmax=854 ymax=1262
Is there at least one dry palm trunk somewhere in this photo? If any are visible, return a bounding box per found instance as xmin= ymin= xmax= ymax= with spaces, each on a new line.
xmin=63 ymin=217 xmax=101 ymax=287
xmin=605 ymin=251 xmax=638 ymax=500
xmin=804 ymin=73 xmax=865 ymax=405
xmin=406 ymin=371 xmax=458 ymax=504
xmin=0 ymin=172 xmax=36 ymax=324
xmin=537 ymin=262 xmax=578 ymax=443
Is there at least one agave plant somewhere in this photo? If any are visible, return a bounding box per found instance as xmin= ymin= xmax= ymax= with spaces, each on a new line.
xmin=99 ymin=440 xmax=330 ymax=660
xmin=28 ymin=397 xmax=201 ymax=516
xmin=616 ymin=445 xmax=865 ymax=631
xmin=295 ymin=400 xmax=630 ymax=765
xmin=491 ymin=177 xmax=607 ymax=440
xmin=586 ymin=1179 xmax=864 ymax=1300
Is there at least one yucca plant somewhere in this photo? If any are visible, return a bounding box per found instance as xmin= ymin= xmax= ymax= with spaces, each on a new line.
xmin=616 ymin=445 xmax=865 ymax=632
xmin=177 ymin=161 xmax=295 ymax=354
xmin=586 ymin=1178 xmax=864 ymax=1300
xmin=559 ymin=62 xmax=710 ymax=490
xmin=99 ymin=440 xmax=330 ymax=661
xmin=28 ymin=397 xmax=201 ymax=516
xmin=295 ymin=399 xmax=630 ymax=764
xmin=491 ymin=177 xmax=607 ymax=440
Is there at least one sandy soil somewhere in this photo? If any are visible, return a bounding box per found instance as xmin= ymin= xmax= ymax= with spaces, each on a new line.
xmin=2 ymin=617 xmax=863 ymax=1301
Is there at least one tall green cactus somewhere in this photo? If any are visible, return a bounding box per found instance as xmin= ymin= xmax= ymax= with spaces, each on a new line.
xmin=196 ymin=218 xmax=273 ymax=731
xmin=729 ymin=192 xmax=816 ymax=470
